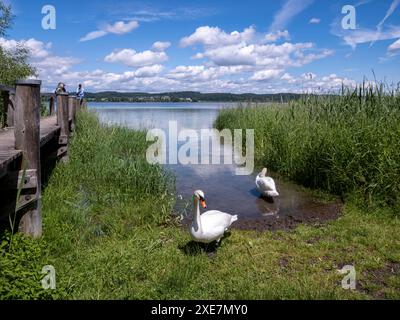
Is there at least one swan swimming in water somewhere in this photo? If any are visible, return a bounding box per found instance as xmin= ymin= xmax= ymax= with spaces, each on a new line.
xmin=255 ymin=168 xmax=279 ymax=198
xmin=190 ymin=190 xmax=238 ymax=244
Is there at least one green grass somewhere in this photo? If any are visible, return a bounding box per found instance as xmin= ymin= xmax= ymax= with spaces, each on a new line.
xmin=1 ymin=108 xmax=400 ymax=300
xmin=215 ymin=85 xmax=400 ymax=211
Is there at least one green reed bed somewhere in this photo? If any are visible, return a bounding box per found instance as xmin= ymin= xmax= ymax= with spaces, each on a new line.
xmin=1 ymin=111 xmax=175 ymax=299
xmin=215 ymin=85 xmax=400 ymax=211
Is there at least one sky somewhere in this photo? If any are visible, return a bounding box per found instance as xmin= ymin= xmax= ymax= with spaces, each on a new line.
xmin=1 ymin=0 xmax=400 ymax=93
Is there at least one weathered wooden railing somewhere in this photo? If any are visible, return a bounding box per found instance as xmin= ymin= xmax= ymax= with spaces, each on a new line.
xmin=0 ymin=80 xmax=85 ymax=238
xmin=0 ymin=84 xmax=16 ymax=128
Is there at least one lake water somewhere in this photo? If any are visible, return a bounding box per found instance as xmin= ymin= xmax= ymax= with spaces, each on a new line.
xmin=90 ymin=102 xmax=340 ymax=231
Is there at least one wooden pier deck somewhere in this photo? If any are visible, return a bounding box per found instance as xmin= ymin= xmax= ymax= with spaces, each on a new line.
xmin=0 ymin=79 xmax=81 ymax=238
xmin=0 ymin=116 xmax=59 ymax=179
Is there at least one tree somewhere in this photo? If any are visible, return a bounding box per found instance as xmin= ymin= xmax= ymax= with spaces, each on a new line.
xmin=0 ymin=1 xmax=35 ymax=86
xmin=0 ymin=1 xmax=12 ymax=36
xmin=1 ymin=1 xmax=35 ymax=125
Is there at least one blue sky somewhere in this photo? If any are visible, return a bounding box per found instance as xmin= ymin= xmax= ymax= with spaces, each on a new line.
xmin=1 ymin=0 xmax=400 ymax=93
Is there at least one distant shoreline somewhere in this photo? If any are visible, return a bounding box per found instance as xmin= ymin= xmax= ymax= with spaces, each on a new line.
xmin=42 ymin=91 xmax=304 ymax=103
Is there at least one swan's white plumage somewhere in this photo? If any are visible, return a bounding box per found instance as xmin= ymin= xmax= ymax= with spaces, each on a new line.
xmin=255 ymin=168 xmax=279 ymax=197
xmin=190 ymin=191 xmax=238 ymax=244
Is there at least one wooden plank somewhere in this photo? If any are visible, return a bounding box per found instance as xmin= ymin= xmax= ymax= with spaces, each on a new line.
xmin=68 ymin=96 xmax=77 ymax=132
xmin=39 ymin=116 xmax=60 ymax=146
xmin=0 ymin=169 xmax=38 ymax=190
xmin=56 ymin=94 xmax=69 ymax=162
xmin=0 ymin=84 xmax=16 ymax=94
xmin=0 ymin=115 xmax=58 ymax=178
xmin=7 ymin=93 xmax=15 ymax=127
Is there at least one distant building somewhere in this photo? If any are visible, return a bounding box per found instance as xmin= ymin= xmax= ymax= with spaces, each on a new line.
xmin=179 ymin=97 xmax=192 ymax=102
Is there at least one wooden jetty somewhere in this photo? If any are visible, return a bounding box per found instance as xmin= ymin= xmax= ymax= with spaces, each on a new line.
xmin=0 ymin=80 xmax=83 ymax=238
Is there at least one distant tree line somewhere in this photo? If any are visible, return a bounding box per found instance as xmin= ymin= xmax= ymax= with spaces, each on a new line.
xmin=83 ymin=91 xmax=304 ymax=103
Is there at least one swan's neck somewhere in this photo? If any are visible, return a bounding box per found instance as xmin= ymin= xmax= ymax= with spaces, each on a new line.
xmin=193 ymin=197 xmax=202 ymax=232
xmin=260 ymin=168 xmax=267 ymax=178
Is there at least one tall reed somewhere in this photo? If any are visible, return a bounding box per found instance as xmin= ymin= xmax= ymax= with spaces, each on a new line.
xmin=215 ymin=83 xmax=400 ymax=210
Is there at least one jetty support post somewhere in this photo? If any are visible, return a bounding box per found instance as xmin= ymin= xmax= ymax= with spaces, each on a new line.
xmin=49 ymin=96 xmax=55 ymax=116
xmin=68 ymin=95 xmax=77 ymax=133
xmin=2 ymin=91 xmax=7 ymax=127
xmin=13 ymin=79 xmax=42 ymax=238
xmin=56 ymin=93 xmax=69 ymax=162
xmin=7 ymin=92 xmax=15 ymax=127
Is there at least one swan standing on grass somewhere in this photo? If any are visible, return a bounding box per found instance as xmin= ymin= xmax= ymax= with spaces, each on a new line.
xmin=256 ymin=168 xmax=279 ymax=198
xmin=190 ymin=190 xmax=238 ymax=244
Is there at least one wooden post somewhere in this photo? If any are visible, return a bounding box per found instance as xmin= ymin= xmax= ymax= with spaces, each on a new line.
xmin=74 ymin=96 xmax=78 ymax=115
xmin=56 ymin=93 xmax=69 ymax=162
xmin=49 ymin=96 xmax=55 ymax=115
xmin=76 ymin=97 xmax=82 ymax=112
xmin=2 ymin=91 xmax=9 ymax=127
xmin=7 ymin=93 xmax=15 ymax=127
xmin=68 ymin=95 xmax=76 ymax=132
xmin=14 ymin=79 xmax=42 ymax=238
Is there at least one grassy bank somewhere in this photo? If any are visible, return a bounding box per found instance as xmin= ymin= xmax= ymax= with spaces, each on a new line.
xmin=216 ymin=85 xmax=400 ymax=211
xmin=1 ymin=110 xmax=400 ymax=300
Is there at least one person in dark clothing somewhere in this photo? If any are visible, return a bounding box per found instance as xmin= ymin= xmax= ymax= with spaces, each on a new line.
xmin=55 ymin=82 xmax=66 ymax=95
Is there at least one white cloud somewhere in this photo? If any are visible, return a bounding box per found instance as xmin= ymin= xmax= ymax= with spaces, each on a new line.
xmin=388 ymin=38 xmax=400 ymax=52
xmin=0 ymin=37 xmax=51 ymax=58
xmin=80 ymin=20 xmax=139 ymax=42
xmin=152 ymin=41 xmax=171 ymax=51
xmin=166 ymin=65 xmax=243 ymax=82
xmin=180 ymin=26 xmax=255 ymax=47
xmin=342 ymin=26 xmax=400 ymax=49
xmin=134 ymin=64 xmax=164 ymax=77
xmin=292 ymin=49 xmax=334 ymax=66
xmin=370 ymin=0 xmax=400 ymax=47
xmin=281 ymin=73 xmax=296 ymax=83
xmin=270 ymin=0 xmax=314 ymax=31
xmin=309 ymin=18 xmax=321 ymax=24
xmin=104 ymin=48 xmax=168 ymax=67
xmin=80 ymin=30 xmax=108 ymax=42
xmin=0 ymin=24 xmax=355 ymax=94
xmin=377 ymin=0 xmax=400 ymax=33
xmin=0 ymin=37 xmax=80 ymax=78
xmin=332 ymin=1 xmax=400 ymax=50
xmin=264 ymin=30 xmax=290 ymax=42
xmin=383 ymin=38 xmax=400 ymax=58
xmin=250 ymin=69 xmax=283 ymax=81
xmin=105 ymin=20 xmax=139 ymax=34
xmin=195 ymin=43 xmax=257 ymax=66
xmin=193 ymin=41 xmax=326 ymax=68
xmin=181 ymin=25 xmax=332 ymax=72
xmin=279 ymin=72 xmax=357 ymax=93
xmin=34 ymin=56 xmax=81 ymax=75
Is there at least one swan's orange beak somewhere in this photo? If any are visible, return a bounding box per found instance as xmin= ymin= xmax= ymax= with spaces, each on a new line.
xmin=200 ymin=199 xmax=207 ymax=209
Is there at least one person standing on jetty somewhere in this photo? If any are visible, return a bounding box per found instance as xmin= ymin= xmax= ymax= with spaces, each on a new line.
xmin=55 ymin=82 xmax=66 ymax=95
xmin=76 ymin=83 xmax=85 ymax=107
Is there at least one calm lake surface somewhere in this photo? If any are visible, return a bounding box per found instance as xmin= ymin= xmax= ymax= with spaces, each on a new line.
xmin=90 ymin=102 xmax=340 ymax=230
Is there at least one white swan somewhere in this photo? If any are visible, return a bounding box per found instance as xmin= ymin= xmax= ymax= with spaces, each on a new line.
xmin=255 ymin=168 xmax=279 ymax=197
xmin=190 ymin=190 xmax=238 ymax=244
